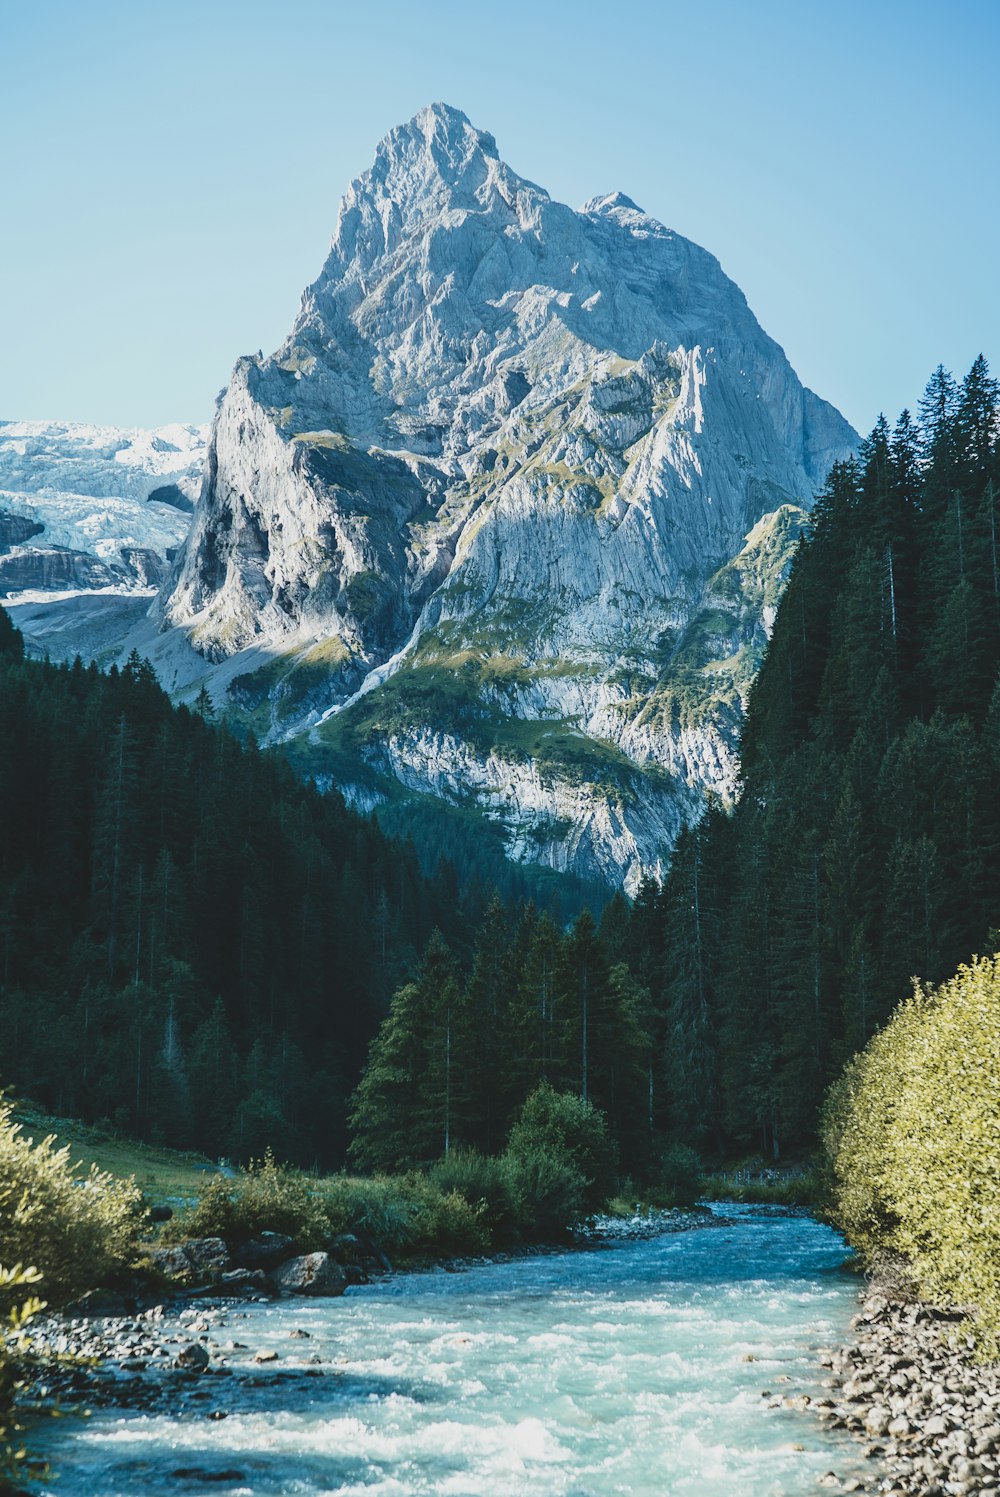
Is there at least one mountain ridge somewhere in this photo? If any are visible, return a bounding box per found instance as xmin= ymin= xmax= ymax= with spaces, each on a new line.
xmin=139 ymin=103 xmax=856 ymax=888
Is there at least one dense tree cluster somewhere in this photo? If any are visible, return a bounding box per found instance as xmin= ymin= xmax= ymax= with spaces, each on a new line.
xmin=633 ymin=356 xmax=1000 ymax=1158
xmin=6 ymin=354 xmax=996 ymax=1180
xmin=0 ymin=619 xmax=494 ymax=1163
xmin=348 ymin=897 xmax=658 ymax=1175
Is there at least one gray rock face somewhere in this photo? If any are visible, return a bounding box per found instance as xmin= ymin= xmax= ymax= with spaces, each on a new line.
xmin=0 ymin=544 xmax=122 ymax=596
xmin=0 ymin=511 xmax=44 ymax=552
xmin=269 ymin=1251 xmax=347 ymax=1297
xmin=232 ymin=1232 xmax=295 ymax=1271
xmin=149 ymin=1237 xmax=229 ymax=1280
xmin=159 ymin=103 xmax=857 ymax=889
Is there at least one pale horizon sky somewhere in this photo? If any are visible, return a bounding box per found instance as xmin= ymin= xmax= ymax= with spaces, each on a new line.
xmin=2 ymin=0 xmax=998 ymax=437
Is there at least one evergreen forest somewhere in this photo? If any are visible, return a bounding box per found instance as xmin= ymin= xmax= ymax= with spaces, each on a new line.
xmin=1 ymin=356 xmax=998 ymax=1186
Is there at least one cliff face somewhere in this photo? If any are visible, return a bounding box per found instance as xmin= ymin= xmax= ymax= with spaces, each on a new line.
xmin=159 ymin=104 xmax=857 ymax=889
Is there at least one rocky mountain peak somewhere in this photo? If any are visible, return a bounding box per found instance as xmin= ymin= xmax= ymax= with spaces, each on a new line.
xmin=147 ymin=107 xmax=858 ymax=892
xmin=582 ymin=191 xmax=646 ymax=217
xmin=315 ymin=102 xmax=540 ymax=287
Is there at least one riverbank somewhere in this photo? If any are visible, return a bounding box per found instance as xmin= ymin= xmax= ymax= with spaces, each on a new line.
xmin=814 ymin=1281 xmax=1000 ymax=1495
xmin=22 ymin=1206 xmax=720 ymax=1425
xmin=25 ymin=1207 xmax=866 ymax=1497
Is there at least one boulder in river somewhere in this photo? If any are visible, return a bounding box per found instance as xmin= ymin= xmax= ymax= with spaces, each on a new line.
xmin=232 ymin=1232 xmax=295 ymax=1270
xmin=269 ymin=1252 xmax=347 ymax=1297
xmin=176 ymin=1342 xmax=209 ymax=1372
xmin=149 ymin=1237 xmax=230 ymax=1281
xmin=219 ymin=1268 xmax=271 ymax=1295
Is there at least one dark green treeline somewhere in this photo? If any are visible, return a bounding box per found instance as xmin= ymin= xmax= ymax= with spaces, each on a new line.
xmin=350 ymin=356 xmax=1000 ymax=1172
xmin=0 ymin=621 xmax=499 ymax=1163
xmin=637 ymin=355 xmax=1000 ymax=1158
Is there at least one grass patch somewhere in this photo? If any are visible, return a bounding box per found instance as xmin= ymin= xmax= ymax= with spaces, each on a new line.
xmin=10 ymin=1102 xmax=222 ymax=1207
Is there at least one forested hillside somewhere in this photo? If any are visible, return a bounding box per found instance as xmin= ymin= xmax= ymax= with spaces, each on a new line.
xmin=0 ymin=613 xmax=500 ymax=1163
xmin=633 ymin=356 xmax=1000 ymax=1158
xmin=6 ymin=356 xmax=996 ymax=1183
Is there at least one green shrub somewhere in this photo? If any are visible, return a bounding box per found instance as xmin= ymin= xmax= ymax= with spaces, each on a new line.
xmin=0 ymin=1096 xmax=142 ymax=1305
xmin=822 ymin=955 xmax=1000 ymax=1351
xmin=163 ymin=1152 xmax=329 ymax=1249
xmin=821 ymin=992 xmax=929 ymax=1263
xmin=0 ymin=1263 xmax=46 ymax=1486
xmin=321 ymin=1173 xmax=489 ymax=1260
xmin=501 ymin=1145 xmax=587 ymax=1240
xmin=427 ymin=1150 xmax=517 ymax=1242
xmin=697 ymin=1171 xmax=821 ymax=1206
xmin=505 ymin=1085 xmax=617 ymax=1213
xmin=403 ymin=1179 xmax=490 ymax=1259
xmin=0 ymin=1263 xmax=46 ymax=1485
xmin=320 ymin=1174 xmax=419 ymax=1255
xmin=499 ymin=1085 xmax=617 ymax=1239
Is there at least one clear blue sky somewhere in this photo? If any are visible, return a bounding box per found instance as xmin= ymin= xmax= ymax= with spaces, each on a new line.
xmin=2 ymin=0 xmax=997 ymax=436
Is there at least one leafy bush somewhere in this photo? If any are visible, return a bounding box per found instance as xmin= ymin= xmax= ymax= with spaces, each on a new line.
xmin=505 ymin=1085 xmax=617 ymax=1212
xmin=822 ymin=955 xmax=1000 ymax=1350
xmin=320 ymin=1174 xmax=419 ymax=1255
xmin=162 ymin=1152 xmax=330 ymax=1249
xmin=427 ymin=1150 xmax=517 ymax=1243
xmin=0 ymin=1097 xmax=142 ymax=1305
xmin=0 ymin=1263 xmax=46 ymax=1486
xmin=821 ymin=992 xmax=928 ymax=1262
xmin=166 ymin=1162 xmax=490 ymax=1264
xmin=697 ymin=1172 xmax=821 ymax=1206
xmin=322 ymin=1173 xmax=489 ymax=1260
xmin=499 ymin=1085 xmax=617 ymax=1238
xmin=501 ymin=1145 xmax=587 ymax=1240
xmin=402 ymin=1179 xmax=490 ymax=1259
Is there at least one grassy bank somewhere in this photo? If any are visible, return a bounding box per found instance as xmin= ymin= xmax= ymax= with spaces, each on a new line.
xmin=697 ymin=1165 xmax=822 ymax=1207
xmin=9 ymin=1103 xmax=224 ymax=1207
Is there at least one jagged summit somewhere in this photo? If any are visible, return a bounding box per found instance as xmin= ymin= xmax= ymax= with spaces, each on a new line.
xmin=582 ymin=191 xmax=647 ymax=216
xmin=148 ymin=106 xmax=858 ymax=891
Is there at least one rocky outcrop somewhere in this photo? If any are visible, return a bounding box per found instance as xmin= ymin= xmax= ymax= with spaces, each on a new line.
xmin=0 ymin=544 xmax=121 ymax=595
xmin=120 ymin=546 xmax=169 ymax=587
xmin=0 ymin=510 xmax=43 ymax=552
xmin=155 ymin=103 xmax=857 ymax=889
xmin=232 ymin=1233 xmax=296 ymax=1271
xmin=269 ymin=1252 xmax=347 ymax=1297
xmin=148 ymin=1237 xmax=229 ymax=1280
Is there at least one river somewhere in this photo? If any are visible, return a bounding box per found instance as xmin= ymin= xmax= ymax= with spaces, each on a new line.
xmin=35 ymin=1207 xmax=867 ymax=1496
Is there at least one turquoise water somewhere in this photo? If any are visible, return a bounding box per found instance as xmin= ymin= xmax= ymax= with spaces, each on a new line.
xmin=36 ymin=1208 xmax=865 ymax=1496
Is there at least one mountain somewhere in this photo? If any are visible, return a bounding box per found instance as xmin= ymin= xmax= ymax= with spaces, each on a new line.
xmin=1 ymin=419 xmax=205 ymax=663
xmin=148 ymin=103 xmax=856 ymax=890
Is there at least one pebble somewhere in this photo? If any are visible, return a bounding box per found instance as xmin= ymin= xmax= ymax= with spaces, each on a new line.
xmin=808 ymin=1281 xmax=1000 ymax=1495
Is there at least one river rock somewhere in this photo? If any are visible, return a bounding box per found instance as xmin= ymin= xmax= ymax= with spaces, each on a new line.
xmin=183 ymin=1238 xmax=230 ymax=1274
xmin=864 ymin=1405 xmax=892 ymax=1437
xmin=232 ymin=1232 xmax=295 ymax=1270
xmin=149 ymin=1237 xmax=230 ymax=1281
xmin=219 ymin=1268 xmax=270 ymax=1295
xmin=269 ymin=1252 xmax=347 ymax=1297
xmin=176 ymin=1342 xmax=209 ymax=1371
xmin=148 ymin=1245 xmax=192 ymax=1279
